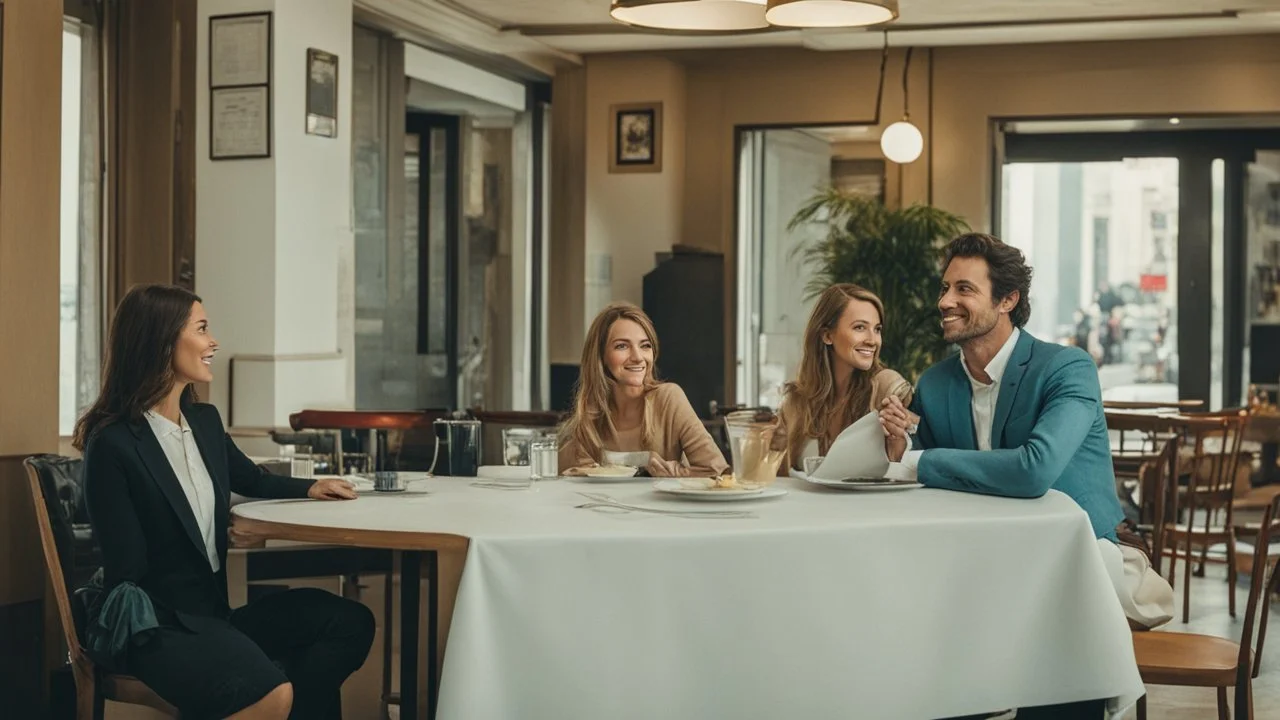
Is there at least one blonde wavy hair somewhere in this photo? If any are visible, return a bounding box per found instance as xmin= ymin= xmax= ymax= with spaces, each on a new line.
xmin=559 ymin=302 xmax=664 ymax=464
xmin=781 ymin=284 xmax=886 ymax=464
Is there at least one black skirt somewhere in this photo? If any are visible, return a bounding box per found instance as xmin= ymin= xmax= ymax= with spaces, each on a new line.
xmin=126 ymin=587 xmax=375 ymax=720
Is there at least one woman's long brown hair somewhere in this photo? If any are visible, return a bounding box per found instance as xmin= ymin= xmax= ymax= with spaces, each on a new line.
xmin=72 ymin=284 xmax=202 ymax=450
xmin=559 ymin=302 xmax=663 ymax=464
xmin=781 ymin=284 xmax=886 ymax=465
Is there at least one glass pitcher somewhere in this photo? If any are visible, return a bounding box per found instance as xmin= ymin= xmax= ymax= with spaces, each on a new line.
xmin=723 ymin=410 xmax=786 ymax=489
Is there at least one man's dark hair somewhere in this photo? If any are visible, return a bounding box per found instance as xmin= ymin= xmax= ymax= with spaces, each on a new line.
xmin=943 ymin=233 xmax=1033 ymax=328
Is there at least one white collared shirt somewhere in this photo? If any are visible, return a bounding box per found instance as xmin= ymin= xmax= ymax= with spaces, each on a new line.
xmin=960 ymin=327 xmax=1021 ymax=452
xmin=145 ymin=411 xmax=220 ymax=572
xmin=903 ymin=328 xmax=1021 ymax=470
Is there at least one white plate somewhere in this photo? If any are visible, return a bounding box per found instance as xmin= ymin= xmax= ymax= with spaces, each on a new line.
xmin=567 ymin=474 xmax=647 ymax=484
xmin=651 ymin=479 xmax=787 ymax=501
xmin=583 ymin=465 xmax=639 ymax=478
xmin=804 ymin=476 xmax=922 ymax=491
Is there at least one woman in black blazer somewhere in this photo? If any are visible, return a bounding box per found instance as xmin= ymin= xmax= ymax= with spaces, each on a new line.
xmin=76 ymin=284 xmax=374 ymax=720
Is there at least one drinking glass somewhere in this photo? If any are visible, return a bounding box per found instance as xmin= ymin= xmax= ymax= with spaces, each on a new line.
xmin=529 ymin=439 xmax=559 ymax=481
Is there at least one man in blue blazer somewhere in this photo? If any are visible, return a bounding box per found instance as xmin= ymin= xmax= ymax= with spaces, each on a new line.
xmin=880 ymin=234 xmax=1135 ymax=719
xmin=880 ymin=233 xmax=1124 ymax=540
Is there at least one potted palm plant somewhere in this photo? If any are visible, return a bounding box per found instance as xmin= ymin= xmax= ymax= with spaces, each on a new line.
xmin=789 ymin=188 xmax=970 ymax=381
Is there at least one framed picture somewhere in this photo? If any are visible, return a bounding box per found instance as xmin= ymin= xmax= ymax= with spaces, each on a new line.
xmin=210 ymin=86 xmax=270 ymax=160
xmin=209 ymin=12 xmax=271 ymax=88
xmin=306 ymin=48 xmax=338 ymax=138
xmin=609 ymin=102 xmax=663 ymax=174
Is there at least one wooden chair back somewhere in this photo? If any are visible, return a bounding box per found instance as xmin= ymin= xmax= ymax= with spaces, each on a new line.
xmin=1182 ymin=412 xmax=1249 ymax=509
xmin=1235 ymin=496 xmax=1279 ymax=712
xmin=23 ymin=458 xmax=90 ymax=683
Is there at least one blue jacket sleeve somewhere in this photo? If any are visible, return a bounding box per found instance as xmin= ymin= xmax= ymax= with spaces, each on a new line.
xmin=917 ymin=353 xmax=1099 ymax=498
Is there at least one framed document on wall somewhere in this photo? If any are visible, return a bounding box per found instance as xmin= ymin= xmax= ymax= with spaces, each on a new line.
xmin=305 ymin=48 xmax=338 ymax=138
xmin=209 ymin=12 xmax=271 ymax=87
xmin=209 ymin=12 xmax=271 ymax=160
xmin=211 ymin=86 xmax=270 ymax=159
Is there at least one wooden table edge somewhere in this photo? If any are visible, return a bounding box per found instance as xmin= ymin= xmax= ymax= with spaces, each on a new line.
xmin=230 ymin=513 xmax=472 ymax=553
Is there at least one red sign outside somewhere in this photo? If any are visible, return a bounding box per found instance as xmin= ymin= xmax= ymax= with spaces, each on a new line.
xmin=1139 ymin=274 xmax=1167 ymax=292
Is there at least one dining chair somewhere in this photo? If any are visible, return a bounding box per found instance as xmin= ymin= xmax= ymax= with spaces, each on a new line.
xmin=1106 ymin=411 xmax=1186 ymax=577
xmin=1133 ymin=494 xmax=1280 ymax=720
xmin=1165 ymin=412 xmax=1249 ymax=622
xmin=468 ymin=407 xmax=565 ymax=466
xmin=24 ymin=457 xmax=178 ymax=720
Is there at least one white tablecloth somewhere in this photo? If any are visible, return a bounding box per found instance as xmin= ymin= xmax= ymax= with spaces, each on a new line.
xmin=233 ymin=477 xmax=1143 ymax=719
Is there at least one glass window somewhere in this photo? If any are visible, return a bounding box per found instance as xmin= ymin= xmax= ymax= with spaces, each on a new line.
xmin=1002 ymin=159 xmax=1179 ymax=401
xmin=60 ymin=17 xmax=102 ymax=437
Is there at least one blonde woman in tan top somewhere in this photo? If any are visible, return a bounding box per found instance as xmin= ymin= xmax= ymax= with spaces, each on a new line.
xmin=559 ymin=302 xmax=729 ymax=477
xmin=775 ymin=284 xmax=914 ymax=472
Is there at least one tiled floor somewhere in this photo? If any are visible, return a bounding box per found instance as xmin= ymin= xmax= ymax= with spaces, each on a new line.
xmin=1127 ymin=561 xmax=1280 ymax=720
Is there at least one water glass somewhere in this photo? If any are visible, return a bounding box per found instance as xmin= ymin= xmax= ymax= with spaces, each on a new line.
xmin=501 ymin=428 xmax=539 ymax=466
xmin=290 ymin=455 xmax=315 ymax=479
xmin=529 ymin=439 xmax=559 ymax=481
xmin=374 ymin=471 xmax=406 ymax=492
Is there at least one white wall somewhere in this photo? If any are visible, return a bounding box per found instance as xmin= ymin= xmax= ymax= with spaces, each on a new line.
xmin=196 ymin=0 xmax=353 ymax=427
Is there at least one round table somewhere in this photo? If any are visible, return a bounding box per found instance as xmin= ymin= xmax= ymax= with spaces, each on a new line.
xmin=232 ymin=475 xmax=1144 ymax=720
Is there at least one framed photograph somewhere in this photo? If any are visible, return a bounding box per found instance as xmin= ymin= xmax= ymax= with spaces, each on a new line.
xmin=306 ymin=48 xmax=339 ymax=138
xmin=609 ymin=102 xmax=663 ymax=174
xmin=209 ymin=12 xmax=271 ymax=88
xmin=210 ymin=86 xmax=270 ymax=160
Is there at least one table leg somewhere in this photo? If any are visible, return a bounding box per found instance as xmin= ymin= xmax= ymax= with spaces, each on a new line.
xmin=399 ymin=550 xmax=441 ymax=720
xmin=400 ymin=551 xmax=421 ymax=720
xmin=427 ymin=551 xmax=440 ymax=720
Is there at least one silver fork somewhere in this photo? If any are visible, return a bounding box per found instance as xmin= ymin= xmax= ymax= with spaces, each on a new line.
xmin=573 ymin=492 xmax=756 ymax=519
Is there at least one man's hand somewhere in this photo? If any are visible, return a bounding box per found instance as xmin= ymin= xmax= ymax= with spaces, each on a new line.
xmin=307 ymin=477 xmax=359 ymax=500
xmin=879 ymin=396 xmax=919 ymax=462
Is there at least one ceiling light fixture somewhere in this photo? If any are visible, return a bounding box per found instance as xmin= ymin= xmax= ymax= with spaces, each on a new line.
xmin=609 ymin=0 xmax=897 ymax=30
xmin=609 ymin=0 xmax=769 ymax=31
xmin=879 ymin=44 xmax=923 ymax=164
xmin=765 ymin=0 xmax=898 ymax=28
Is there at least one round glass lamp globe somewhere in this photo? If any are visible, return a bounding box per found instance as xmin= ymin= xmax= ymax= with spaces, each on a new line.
xmin=880 ymin=120 xmax=923 ymax=164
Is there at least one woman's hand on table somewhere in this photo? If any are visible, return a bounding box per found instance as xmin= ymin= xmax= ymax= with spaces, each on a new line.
xmin=645 ymin=453 xmax=686 ymax=478
xmin=308 ymin=476 xmax=359 ymax=500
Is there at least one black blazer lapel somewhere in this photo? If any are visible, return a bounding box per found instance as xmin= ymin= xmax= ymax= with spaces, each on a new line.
xmin=130 ymin=420 xmax=208 ymax=561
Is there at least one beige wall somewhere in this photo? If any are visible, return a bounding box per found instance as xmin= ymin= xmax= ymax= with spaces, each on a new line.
xmin=0 ymin=0 xmax=63 ymax=607
xmin=584 ymin=55 xmax=687 ymax=333
xmin=549 ymin=67 xmax=587 ymax=364
xmin=933 ymin=34 xmax=1280 ymax=229
xmin=549 ymin=33 xmax=1280 ymax=402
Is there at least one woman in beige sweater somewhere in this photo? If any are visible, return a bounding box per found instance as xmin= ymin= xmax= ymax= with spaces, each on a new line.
xmin=775 ymin=284 xmax=914 ymax=472
xmin=559 ymin=302 xmax=729 ymax=477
